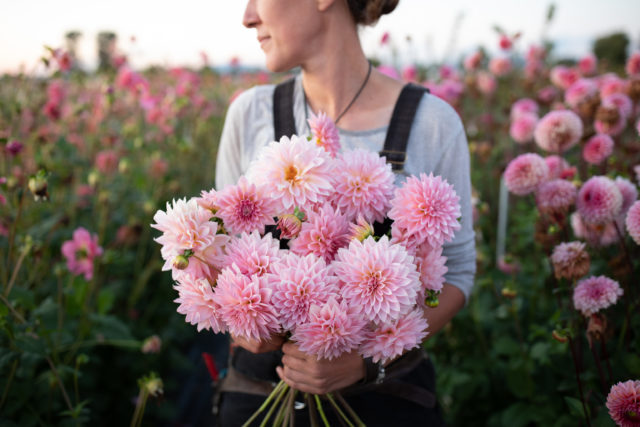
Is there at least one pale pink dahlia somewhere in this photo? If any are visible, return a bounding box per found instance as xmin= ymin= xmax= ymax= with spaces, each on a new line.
xmin=245 ymin=135 xmax=334 ymax=213
xmin=626 ymin=52 xmax=640 ymax=76
xmin=222 ymin=232 xmax=282 ymax=277
xmin=602 ymin=93 xmax=633 ymax=119
xmin=388 ymin=173 xmax=461 ymax=250
xmin=616 ymin=177 xmax=638 ymax=215
xmin=573 ymin=275 xmax=623 ymax=316
xmin=333 ymin=236 xmax=420 ymax=324
xmin=626 ymin=201 xmax=640 ymax=245
xmin=195 ymin=188 xmax=218 ymax=212
xmin=535 ymin=179 xmax=577 ymax=214
xmin=577 ymin=176 xmax=623 ymax=224
xmin=329 ymin=149 xmax=395 ymax=223
xmin=545 ymin=155 xmax=570 ymax=180
xmin=583 ymin=134 xmax=614 ymax=165
xmin=534 ymin=110 xmax=583 ymax=153
xmin=292 ymin=296 xmax=367 ymax=360
xmin=61 ymin=227 xmax=103 ymax=281
xmin=571 ymin=213 xmax=619 ymax=248
xmin=550 ymin=241 xmax=590 ymax=280
xmin=359 ymin=309 xmax=429 ymax=364
xmin=606 ymin=380 xmax=640 ymax=427
xmin=489 ymin=57 xmax=512 ymax=77
xmin=463 ymin=50 xmax=483 ymax=71
xmin=212 ymin=266 xmax=280 ymax=341
xmin=214 ymin=176 xmax=277 ymax=234
xmin=476 ymin=71 xmax=497 ymax=96
xmin=565 ymin=79 xmax=598 ymax=109
xmin=174 ymin=274 xmax=225 ymax=332
xmin=151 ymin=198 xmax=229 ymax=280
xmin=550 ymin=65 xmax=579 ymax=90
xmin=308 ymin=111 xmax=341 ymax=158
xmin=289 ymin=203 xmax=350 ymax=262
xmin=509 ymin=113 xmax=538 ymax=144
xmin=270 ymin=253 xmax=339 ymax=331
xmin=504 ymin=153 xmax=549 ymax=196
xmin=599 ymin=73 xmax=628 ymax=99
xmin=510 ymin=98 xmax=539 ymax=119
xmin=415 ymin=243 xmax=448 ymax=294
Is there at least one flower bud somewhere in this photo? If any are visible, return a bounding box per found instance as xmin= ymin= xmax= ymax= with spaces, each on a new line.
xmin=501 ymin=287 xmax=517 ymax=299
xmin=28 ymin=172 xmax=49 ymax=201
xmin=172 ymin=255 xmax=189 ymax=270
xmin=5 ymin=140 xmax=23 ymax=156
xmin=424 ymin=290 xmax=440 ymax=308
xmin=277 ymin=214 xmax=302 ymax=239
xmin=141 ymin=335 xmax=162 ymax=354
xmin=552 ymin=329 xmax=569 ymax=343
xmin=88 ymin=170 xmax=100 ymax=187
xmin=118 ymin=158 xmax=130 ymax=174
xmin=348 ymin=215 xmax=375 ymax=242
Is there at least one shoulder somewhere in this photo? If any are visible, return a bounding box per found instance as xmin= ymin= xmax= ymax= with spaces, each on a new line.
xmin=413 ymin=90 xmax=465 ymax=139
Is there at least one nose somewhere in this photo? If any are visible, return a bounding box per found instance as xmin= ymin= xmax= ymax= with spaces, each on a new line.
xmin=242 ymin=0 xmax=260 ymax=28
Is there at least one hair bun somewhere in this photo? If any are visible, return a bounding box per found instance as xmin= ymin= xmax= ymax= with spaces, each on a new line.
xmin=347 ymin=0 xmax=399 ymax=26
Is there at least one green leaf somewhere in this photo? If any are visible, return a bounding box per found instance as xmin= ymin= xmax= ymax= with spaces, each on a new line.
xmin=506 ymin=365 xmax=534 ymax=398
xmin=564 ymin=396 xmax=589 ymax=419
xmin=89 ymin=314 xmax=133 ymax=340
xmin=623 ymin=353 xmax=640 ymax=376
xmin=97 ymin=288 xmax=115 ymax=314
xmin=530 ymin=342 xmax=551 ymax=365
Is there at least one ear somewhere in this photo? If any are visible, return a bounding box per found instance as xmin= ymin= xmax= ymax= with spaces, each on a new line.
xmin=316 ymin=0 xmax=338 ymax=13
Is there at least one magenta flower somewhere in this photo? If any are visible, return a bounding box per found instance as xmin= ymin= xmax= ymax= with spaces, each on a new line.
xmin=360 ymin=308 xmax=428 ymax=364
xmin=329 ymin=149 xmax=395 ymax=223
xmin=415 ymin=244 xmax=448 ymax=294
xmin=270 ymin=253 xmax=339 ymax=331
xmin=583 ymin=134 xmax=614 ymax=165
xmin=626 ymin=52 xmax=640 ymax=76
xmin=509 ymin=113 xmax=538 ymax=144
xmin=534 ymin=110 xmax=583 ymax=153
xmin=292 ymin=296 xmax=366 ymax=360
xmin=550 ymin=65 xmax=579 ymax=90
xmin=607 ymin=380 xmax=640 ymax=427
xmin=504 ymin=153 xmax=549 ymax=196
xmin=308 ymin=112 xmax=341 ymax=158
xmin=577 ymin=176 xmax=623 ymax=224
xmin=544 ymin=155 xmax=570 ymax=180
xmin=61 ymin=227 xmax=103 ymax=281
xmin=573 ymin=275 xmax=623 ymax=316
xmin=626 ymin=201 xmax=640 ymax=245
xmin=535 ymin=179 xmax=577 ymax=214
xmin=245 ymin=135 xmax=334 ymax=213
xmin=289 ymin=203 xmax=350 ymax=262
xmin=212 ymin=266 xmax=280 ymax=341
xmin=578 ymin=53 xmax=597 ymax=76
xmin=333 ymin=236 xmax=420 ymax=324
xmin=174 ymin=274 xmax=225 ymax=332
xmin=5 ymin=140 xmax=23 ymax=156
xmin=388 ymin=173 xmax=461 ymax=250
xmin=222 ymin=232 xmax=282 ymax=277
xmin=214 ymin=176 xmax=277 ymax=234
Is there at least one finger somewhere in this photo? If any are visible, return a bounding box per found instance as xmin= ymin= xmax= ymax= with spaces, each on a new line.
xmin=282 ymin=342 xmax=308 ymax=359
xmin=281 ymin=365 xmax=325 ymax=394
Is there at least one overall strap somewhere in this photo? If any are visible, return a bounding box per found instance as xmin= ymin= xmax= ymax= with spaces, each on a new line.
xmin=272 ymin=77 xmax=297 ymax=140
xmin=380 ymin=84 xmax=429 ymax=171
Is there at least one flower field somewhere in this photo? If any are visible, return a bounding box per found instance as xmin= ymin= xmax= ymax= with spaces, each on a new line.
xmin=1 ymin=29 xmax=640 ymax=427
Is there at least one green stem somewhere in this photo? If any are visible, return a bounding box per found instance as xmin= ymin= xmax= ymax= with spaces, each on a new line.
xmin=333 ymin=392 xmax=366 ymax=427
xmin=259 ymin=382 xmax=289 ymax=427
xmin=4 ymin=245 xmax=28 ymax=297
xmin=313 ymin=395 xmax=330 ymax=427
xmin=272 ymin=388 xmax=291 ymax=427
xmin=242 ymin=380 xmax=286 ymax=427
xmin=325 ymin=393 xmax=355 ymax=427
xmin=0 ymin=359 xmax=18 ymax=411
xmin=46 ymin=356 xmax=74 ymax=412
xmin=306 ymin=393 xmax=320 ymax=427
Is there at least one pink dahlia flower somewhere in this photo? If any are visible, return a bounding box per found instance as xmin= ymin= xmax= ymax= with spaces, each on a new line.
xmin=388 ymin=173 xmax=461 ymax=250
xmin=270 ymin=253 xmax=339 ymax=331
xmin=329 ymin=149 xmax=395 ymax=223
xmin=635 ymin=165 xmax=640 ymax=186
xmin=510 ymin=98 xmax=539 ymax=119
xmin=534 ymin=110 xmax=583 ymax=153
xmin=348 ymin=215 xmax=375 ymax=242
xmin=415 ymin=243 xmax=448 ymax=295
xmin=174 ymin=274 xmax=225 ymax=332
xmin=214 ymin=176 xmax=277 ymax=234
xmin=616 ymin=177 xmax=638 ymax=215
xmin=489 ymin=57 xmax=512 ymax=77
xmin=573 ymin=275 xmax=623 ymax=316
xmin=571 ymin=213 xmax=619 ymax=248
xmin=222 ymin=231 xmax=282 ymax=277
xmin=537 ymin=86 xmax=559 ymax=104
xmin=212 ymin=266 xmax=280 ymax=341
xmin=602 ymin=93 xmax=633 ymax=119
xmin=360 ymin=309 xmax=429 ymax=364
xmin=95 ymin=150 xmax=119 ymax=175
xmin=578 ymin=53 xmax=597 ymax=76
xmin=151 ymin=198 xmax=229 ymax=280
xmin=565 ymin=79 xmax=598 ymax=109
xmin=583 ymin=134 xmax=614 ymax=165
xmin=599 ymin=73 xmax=628 ymax=99
xmin=606 ymin=380 xmax=640 ymax=427
xmin=292 ymin=296 xmax=367 ymax=360
xmin=577 ymin=176 xmax=623 ymax=224
xmin=510 ymin=113 xmax=538 ymax=144
xmin=504 ymin=153 xmax=549 ymax=196
xmin=308 ymin=111 xmax=341 ymax=158
xmin=476 ymin=71 xmax=497 ymax=96
xmin=333 ymin=236 xmax=420 ymax=324
xmin=535 ymin=179 xmax=577 ymax=213
xmin=550 ymin=241 xmax=590 ymax=280
xmin=626 ymin=52 xmax=640 ymax=76
xmin=463 ymin=51 xmax=483 ymax=71
xmin=194 ymin=188 xmax=218 ymax=212
xmin=289 ymin=203 xmax=350 ymax=262
xmin=544 ymin=155 xmax=570 ymax=180
xmin=61 ymin=227 xmax=103 ymax=281
xmin=245 ymin=134 xmax=334 ymax=213
xmin=550 ymin=65 xmax=579 ymax=90
xmin=626 ymin=201 xmax=640 ymax=245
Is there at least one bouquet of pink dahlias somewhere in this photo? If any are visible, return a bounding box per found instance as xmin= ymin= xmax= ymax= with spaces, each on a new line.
xmin=151 ymin=112 xmax=462 ymax=426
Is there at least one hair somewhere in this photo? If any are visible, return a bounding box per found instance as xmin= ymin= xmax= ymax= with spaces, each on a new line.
xmin=345 ymin=0 xmax=399 ymax=25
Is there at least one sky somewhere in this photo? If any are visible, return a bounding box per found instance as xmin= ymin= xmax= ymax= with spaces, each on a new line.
xmin=1 ymin=0 xmax=639 ymax=74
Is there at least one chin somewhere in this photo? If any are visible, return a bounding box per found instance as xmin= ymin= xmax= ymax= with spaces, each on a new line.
xmin=264 ymin=54 xmax=298 ymax=74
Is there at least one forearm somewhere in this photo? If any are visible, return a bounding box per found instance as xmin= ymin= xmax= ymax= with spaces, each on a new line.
xmin=422 ymin=283 xmax=465 ymax=339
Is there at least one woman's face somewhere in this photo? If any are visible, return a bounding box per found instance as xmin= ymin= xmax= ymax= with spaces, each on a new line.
xmin=243 ymin=0 xmax=325 ymax=72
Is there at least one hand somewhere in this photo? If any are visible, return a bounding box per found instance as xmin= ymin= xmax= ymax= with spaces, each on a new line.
xmin=276 ymin=342 xmax=365 ymax=394
xmin=232 ymin=333 xmax=285 ymax=354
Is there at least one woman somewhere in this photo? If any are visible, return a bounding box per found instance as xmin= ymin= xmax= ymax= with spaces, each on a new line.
xmin=215 ymin=0 xmax=475 ymax=425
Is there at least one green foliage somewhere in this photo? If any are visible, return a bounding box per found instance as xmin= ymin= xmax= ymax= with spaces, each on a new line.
xmin=593 ymin=32 xmax=629 ymax=67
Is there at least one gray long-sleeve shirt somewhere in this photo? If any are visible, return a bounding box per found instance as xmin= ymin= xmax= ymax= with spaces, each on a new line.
xmin=215 ymin=75 xmax=476 ymax=302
